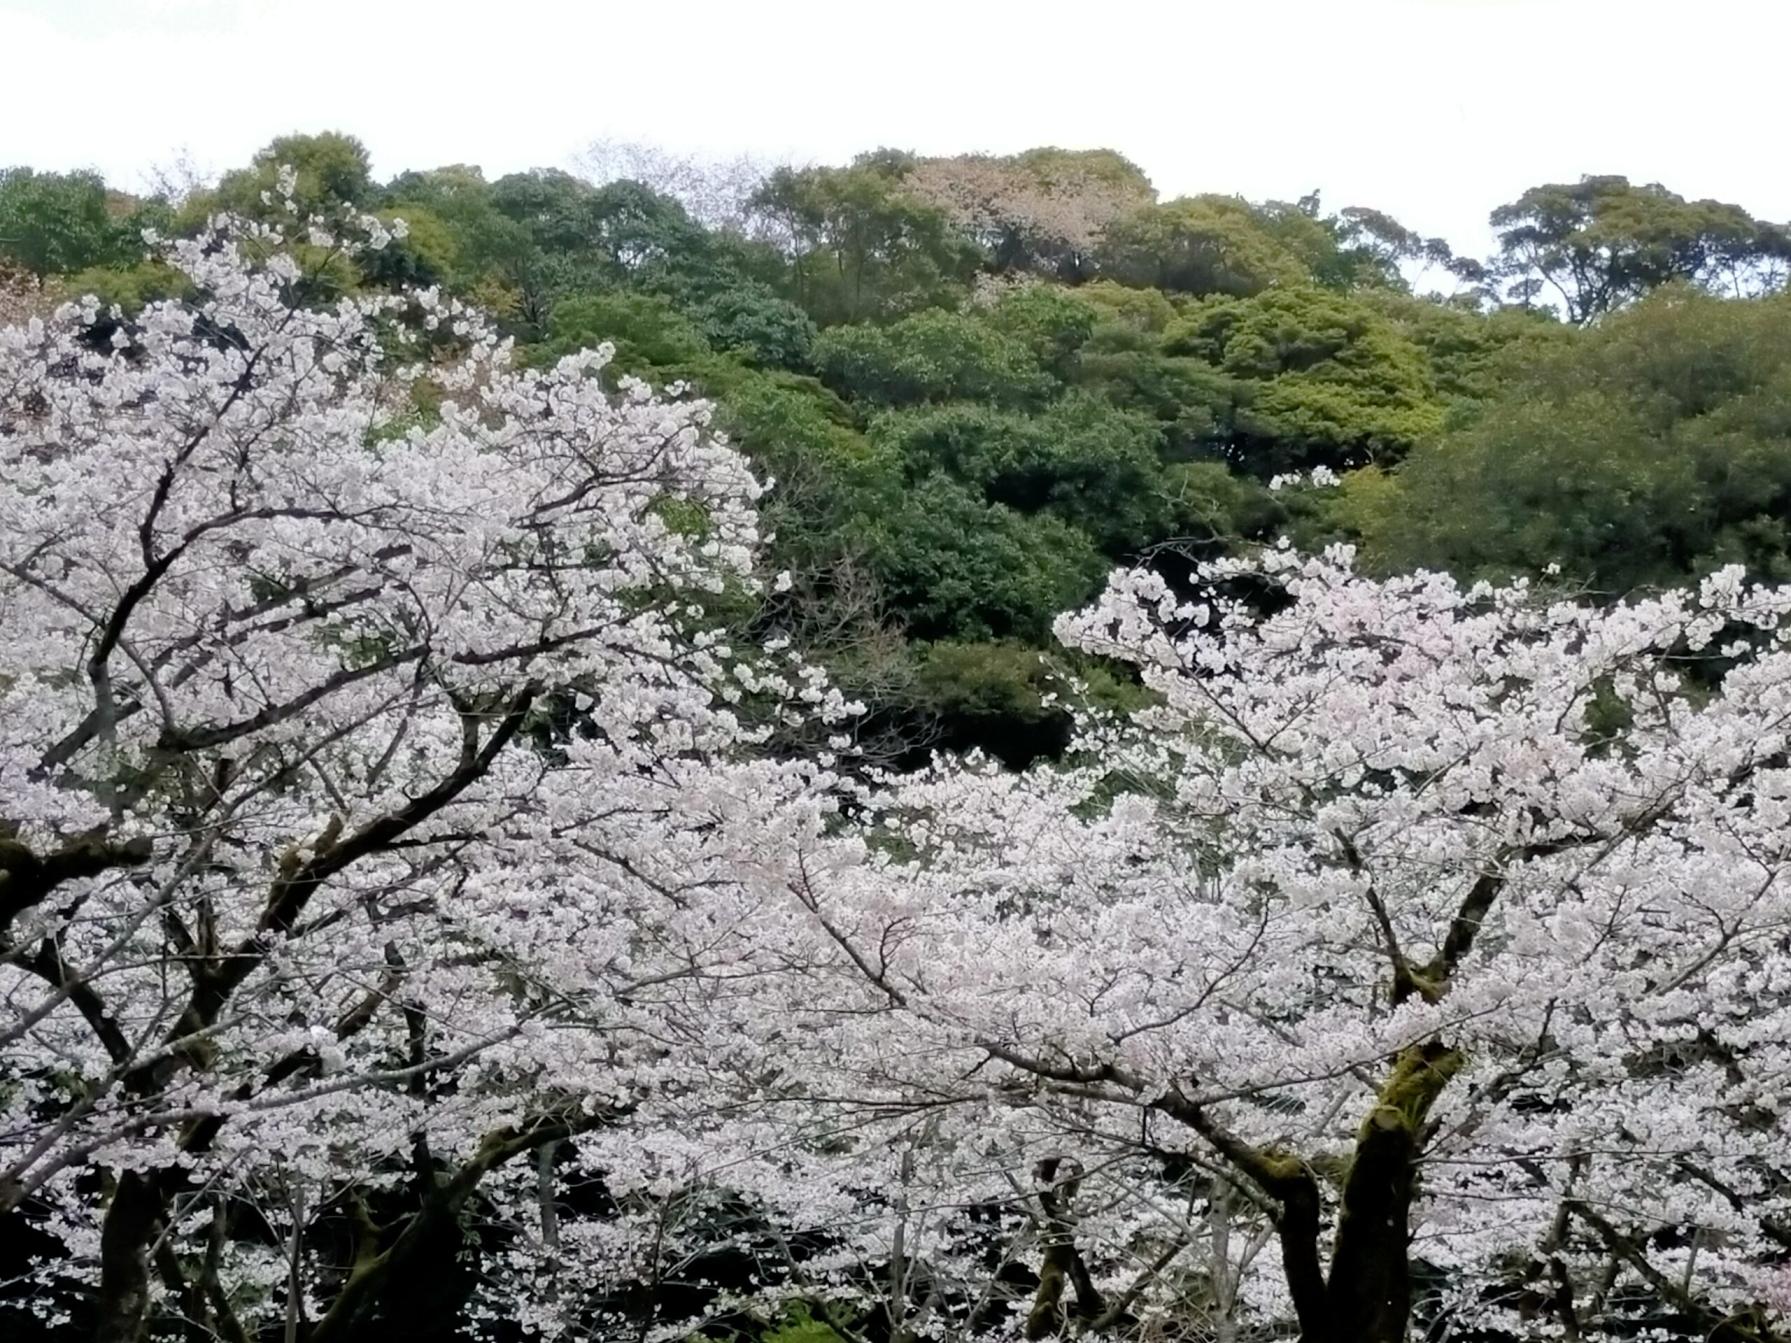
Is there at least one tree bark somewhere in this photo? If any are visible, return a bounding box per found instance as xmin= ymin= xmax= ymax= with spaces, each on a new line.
xmin=308 ymin=1108 xmax=612 ymax=1343
xmin=1319 ymin=1042 xmax=1461 ymax=1343
xmin=1276 ymin=1171 xmax=1330 ymax=1342
xmin=80 ymin=693 xmax=538 ymax=1342
xmin=93 ymin=1173 xmax=165 ymax=1343
xmin=1323 ymin=1114 xmax=1421 ymax=1342
xmin=1022 ymin=1157 xmax=1104 ymax=1340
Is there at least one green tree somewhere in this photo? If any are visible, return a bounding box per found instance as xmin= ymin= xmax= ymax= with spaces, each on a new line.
xmin=470 ymin=172 xmax=793 ymax=343
xmin=982 ymin=282 xmax=1098 ymax=377
xmin=1066 ymin=286 xmax=1239 ymax=456
xmin=1193 ymin=194 xmax=1461 ymax=294
xmin=0 ymin=168 xmax=155 ymax=275
xmin=711 ymin=369 xmax=878 ymax=572
xmin=750 ymin=155 xmax=978 ymax=323
xmin=1096 ymin=195 xmax=1310 ymax=297
xmin=1073 ymin=340 xmax=1239 ymax=456
xmin=1351 ymin=287 xmax=1791 ymax=591
xmin=1326 ymin=203 xmax=1457 ymax=289
xmin=1067 ymin=278 xmax=1180 ymax=333
xmin=1362 ymin=289 xmax=1572 ymax=405
xmin=541 ymin=290 xmax=713 ymax=372
xmin=485 ymin=168 xmax=614 ymax=307
xmin=353 ymin=202 xmax=462 ymax=290
xmin=59 ymin=259 xmax=188 ymax=311
xmin=1164 ymin=286 xmax=1444 ymax=474
xmin=212 ymin=131 xmax=375 ymax=216
xmin=860 ymin=475 xmax=1108 ymax=641
xmin=383 ymin=165 xmax=541 ymax=317
xmin=686 ymin=282 xmax=816 ymax=368
xmin=870 ymin=396 xmax=1170 ymax=548
xmin=813 ymin=308 xmax=1054 ymax=408
xmin=1490 ymin=175 xmax=1791 ymax=323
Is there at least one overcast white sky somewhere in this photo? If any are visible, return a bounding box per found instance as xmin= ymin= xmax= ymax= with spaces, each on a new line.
xmin=2 ymin=0 xmax=1786 ymax=258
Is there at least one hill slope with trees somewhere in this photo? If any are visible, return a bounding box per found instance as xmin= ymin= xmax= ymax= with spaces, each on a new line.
xmin=9 ymin=135 xmax=1791 ymax=765
xmin=7 ymin=136 xmax=1791 ymax=1343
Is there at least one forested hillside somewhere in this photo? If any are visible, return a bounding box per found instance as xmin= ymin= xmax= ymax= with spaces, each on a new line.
xmin=8 ymin=135 xmax=1790 ymax=764
xmin=8 ymin=134 xmax=1791 ymax=1343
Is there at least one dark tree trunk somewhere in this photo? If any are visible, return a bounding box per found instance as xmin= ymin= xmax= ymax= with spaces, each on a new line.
xmin=93 ymin=1173 xmax=166 ymax=1343
xmin=1316 ymin=1042 xmax=1461 ymax=1343
xmin=1276 ymin=1176 xmax=1331 ymax=1342
xmin=1323 ymin=1115 xmax=1422 ymax=1343
xmin=1022 ymin=1157 xmax=1104 ymax=1340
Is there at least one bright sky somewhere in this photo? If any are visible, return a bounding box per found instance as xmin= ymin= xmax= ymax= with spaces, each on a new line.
xmin=3 ymin=0 xmax=1786 ymax=259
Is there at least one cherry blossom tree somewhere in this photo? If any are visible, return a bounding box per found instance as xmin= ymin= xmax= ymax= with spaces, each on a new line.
xmin=769 ymin=547 xmax=1791 ymax=1342
xmin=14 ymin=176 xmax=1791 ymax=1343
xmin=574 ymin=138 xmax=774 ymax=239
xmin=0 ymin=185 xmax=847 ymax=1341
xmin=902 ymin=150 xmax=1155 ymax=279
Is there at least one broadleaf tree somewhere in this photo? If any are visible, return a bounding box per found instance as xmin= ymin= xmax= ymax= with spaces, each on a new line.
xmin=0 ymin=184 xmax=849 ymax=1341
xmin=760 ymin=547 xmax=1791 ymax=1342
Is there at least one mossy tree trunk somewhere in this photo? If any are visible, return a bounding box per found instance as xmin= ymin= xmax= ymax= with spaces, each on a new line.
xmin=1154 ymin=1035 xmax=1463 ymax=1342
xmin=1022 ymin=1157 xmax=1105 ymax=1340
xmin=1320 ymin=1042 xmax=1461 ymax=1343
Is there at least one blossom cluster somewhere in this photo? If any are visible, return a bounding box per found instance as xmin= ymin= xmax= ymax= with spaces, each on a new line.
xmin=9 ymin=176 xmax=1791 ymax=1343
